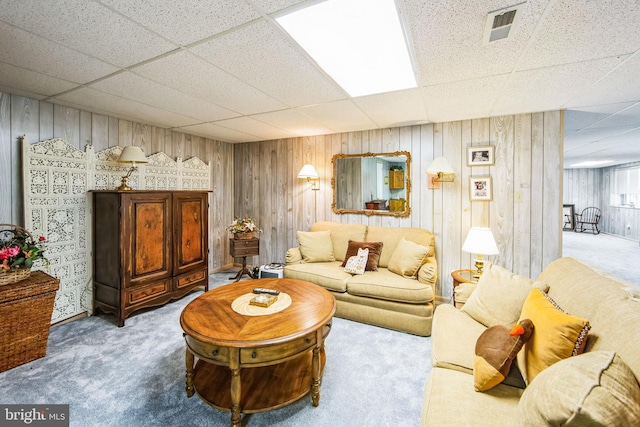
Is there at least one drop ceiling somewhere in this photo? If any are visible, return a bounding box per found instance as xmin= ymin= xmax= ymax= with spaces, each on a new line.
xmin=1 ymin=0 xmax=639 ymax=168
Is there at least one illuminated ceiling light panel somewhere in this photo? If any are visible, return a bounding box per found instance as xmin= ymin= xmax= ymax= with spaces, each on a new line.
xmin=277 ymin=0 xmax=417 ymax=97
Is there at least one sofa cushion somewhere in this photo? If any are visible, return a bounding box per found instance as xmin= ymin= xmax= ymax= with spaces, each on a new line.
xmin=517 ymin=351 xmax=640 ymax=426
xmin=517 ymin=288 xmax=590 ymax=384
xmin=346 ymin=268 xmax=433 ymax=303
xmin=421 ymin=367 xmax=523 ymax=427
xmin=310 ymin=221 xmax=367 ymax=262
xmin=473 ymin=319 xmax=534 ymax=392
xmin=344 ymin=247 xmax=368 ymax=275
xmin=366 ymin=225 xmax=434 ymax=268
xmin=341 ymin=240 xmax=383 ymax=271
xmin=387 ymin=238 xmax=429 ymax=278
xmin=431 ymin=304 xmax=487 ymax=373
xmin=283 ymin=261 xmax=349 ymax=292
xmin=461 ymin=263 xmax=549 ymax=327
xmin=297 ymin=230 xmax=335 ymax=263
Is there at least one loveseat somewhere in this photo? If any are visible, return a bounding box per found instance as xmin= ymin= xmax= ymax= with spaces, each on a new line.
xmin=421 ymin=257 xmax=640 ymax=426
xmin=284 ymin=221 xmax=437 ymax=336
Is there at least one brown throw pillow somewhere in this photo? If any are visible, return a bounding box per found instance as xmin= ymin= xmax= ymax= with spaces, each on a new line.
xmin=341 ymin=240 xmax=383 ymax=271
xmin=473 ymin=319 xmax=534 ymax=392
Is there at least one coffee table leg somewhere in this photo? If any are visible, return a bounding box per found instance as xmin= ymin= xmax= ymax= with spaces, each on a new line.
xmin=311 ymin=346 xmax=321 ymax=406
xmin=185 ymin=348 xmax=195 ymax=397
xmin=230 ymin=367 xmax=241 ymax=427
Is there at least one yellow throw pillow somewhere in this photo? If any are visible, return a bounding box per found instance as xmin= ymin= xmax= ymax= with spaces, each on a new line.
xmin=518 ymin=351 xmax=640 ymax=426
xmin=296 ymin=230 xmax=335 ymax=263
xmin=517 ymin=288 xmax=590 ymax=384
xmin=387 ymin=238 xmax=429 ymax=278
xmin=473 ymin=319 xmax=534 ymax=392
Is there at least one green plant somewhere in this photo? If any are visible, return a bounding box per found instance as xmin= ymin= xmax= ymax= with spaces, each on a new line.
xmin=0 ymin=226 xmax=49 ymax=273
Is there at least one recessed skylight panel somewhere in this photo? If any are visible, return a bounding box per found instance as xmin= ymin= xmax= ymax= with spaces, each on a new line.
xmin=277 ymin=0 xmax=417 ymax=97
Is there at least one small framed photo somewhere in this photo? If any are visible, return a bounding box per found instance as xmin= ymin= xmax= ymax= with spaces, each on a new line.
xmin=467 ymin=145 xmax=494 ymax=166
xmin=470 ymin=176 xmax=492 ymax=201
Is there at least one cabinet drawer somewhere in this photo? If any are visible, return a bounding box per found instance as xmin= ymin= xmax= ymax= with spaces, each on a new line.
xmin=240 ymin=332 xmax=316 ymax=365
xmin=231 ymin=247 xmax=259 ymax=257
xmin=184 ymin=336 xmax=229 ymax=364
xmin=126 ymin=279 xmax=170 ymax=305
xmin=229 ymin=238 xmax=260 ymax=257
xmin=174 ymin=267 xmax=207 ymax=290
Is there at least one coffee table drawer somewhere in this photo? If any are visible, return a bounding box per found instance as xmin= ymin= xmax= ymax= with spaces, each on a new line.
xmin=240 ymin=332 xmax=317 ymax=365
xmin=184 ymin=336 xmax=230 ymax=364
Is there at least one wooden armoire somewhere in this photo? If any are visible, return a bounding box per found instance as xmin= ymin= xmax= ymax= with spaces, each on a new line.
xmin=92 ymin=191 xmax=209 ymax=326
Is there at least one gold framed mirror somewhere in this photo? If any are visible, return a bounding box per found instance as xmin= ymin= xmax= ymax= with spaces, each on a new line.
xmin=331 ymin=151 xmax=411 ymax=217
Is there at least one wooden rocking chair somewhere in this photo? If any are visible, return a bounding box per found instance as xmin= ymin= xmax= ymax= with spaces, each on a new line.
xmin=574 ymin=207 xmax=601 ymax=234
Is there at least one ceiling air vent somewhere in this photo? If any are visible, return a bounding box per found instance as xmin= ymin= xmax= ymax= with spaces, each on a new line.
xmin=483 ymin=3 xmax=524 ymax=44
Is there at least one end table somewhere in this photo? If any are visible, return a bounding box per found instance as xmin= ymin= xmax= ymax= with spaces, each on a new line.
xmin=229 ymin=238 xmax=259 ymax=281
xmin=451 ymin=269 xmax=477 ymax=308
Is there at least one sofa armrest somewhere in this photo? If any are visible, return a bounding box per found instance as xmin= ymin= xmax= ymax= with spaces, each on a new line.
xmin=418 ymin=257 xmax=438 ymax=286
xmin=285 ymin=247 xmax=303 ymax=265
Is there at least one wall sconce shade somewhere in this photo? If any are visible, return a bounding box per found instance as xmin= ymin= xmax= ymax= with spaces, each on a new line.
xmin=426 ymin=157 xmax=456 ymax=188
xmin=462 ymin=227 xmax=499 ymax=279
xmin=116 ymin=146 xmax=148 ymax=191
xmin=298 ymin=164 xmax=319 ymax=190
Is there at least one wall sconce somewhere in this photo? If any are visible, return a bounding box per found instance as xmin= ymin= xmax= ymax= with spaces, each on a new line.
xmin=462 ymin=227 xmax=499 ymax=279
xmin=426 ymin=157 xmax=456 ymax=189
xmin=298 ymin=164 xmax=319 ymax=190
xmin=116 ymin=146 xmax=148 ymax=191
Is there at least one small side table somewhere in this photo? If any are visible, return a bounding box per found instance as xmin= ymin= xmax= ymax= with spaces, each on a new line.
xmin=451 ymin=269 xmax=477 ymax=308
xmin=229 ymin=238 xmax=259 ymax=281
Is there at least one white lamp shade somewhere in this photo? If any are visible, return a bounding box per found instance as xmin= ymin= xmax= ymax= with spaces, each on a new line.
xmin=462 ymin=227 xmax=499 ymax=256
xmin=426 ymin=157 xmax=455 ymax=174
xmin=298 ymin=164 xmax=319 ymax=179
xmin=117 ymin=146 xmax=148 ymax=164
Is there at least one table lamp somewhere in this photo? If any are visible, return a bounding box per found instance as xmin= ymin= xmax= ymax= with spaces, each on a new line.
xmin=462 ymin=227 xmax=499 ymax=279
xmin=116 ymin=146 xmax=148 ymax=191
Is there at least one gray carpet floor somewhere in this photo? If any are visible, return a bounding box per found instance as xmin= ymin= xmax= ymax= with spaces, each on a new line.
xmin=0 ymin=272 xmax=431 ymax=427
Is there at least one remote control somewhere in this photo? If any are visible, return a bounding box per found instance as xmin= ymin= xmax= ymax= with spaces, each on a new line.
xmin=253 ymin=288 xmax=280 ymax=295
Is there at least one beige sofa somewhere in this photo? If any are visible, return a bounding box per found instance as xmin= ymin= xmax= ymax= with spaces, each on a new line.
xmin=284 ymin=221 xmax=437 ymax=336
xmin=421 ymin=257 xmax=640 ymax=426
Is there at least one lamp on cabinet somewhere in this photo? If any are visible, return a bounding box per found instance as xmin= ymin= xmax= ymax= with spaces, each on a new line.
xmin=298 ymin=164 xmax=319 ymax=190
xmin=462 ymin=227 xmax=499 ymax=279
xmin=116 ymin=146 xmax=148 ymax=191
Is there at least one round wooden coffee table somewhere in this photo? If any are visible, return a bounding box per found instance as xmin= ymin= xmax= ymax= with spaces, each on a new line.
xmin=180 ymin=278 xmax=336 ymax=427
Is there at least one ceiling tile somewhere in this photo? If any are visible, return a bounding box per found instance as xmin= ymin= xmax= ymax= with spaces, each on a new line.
xmin=0 ymin=62 xmax=78 ymax=97
xmin=353 ymin=88 xmax=429 ymax=128
xmin=189 ymin=19 xmax=346 ymax=107
xmin=251 ymin=109 xmax=334 ymax=137
xmin=214 ymin=116 xmax=296 ymax=141
xmin=0 ymin=21 xmax=119 ymax=84
xmin=0 ymin=0 xmax=176 ymax=67
xmin=177 ymin=122 xmax=262 ymax=143
xmin=517 ymin=0 xmax=640 ymax=70
xmin=90 ymin=71 xmax=238 ymax=122
xmin=132 ymin=50 xmax=286 ymax=115
xmin=581 ymin=102 xmax=640 ymax=130
xmin=251 ymin=0 xmax=309 ymax=14
xmin=98 ymin=0 xmax=260 ymax=46
xmin=296 ymin=100 xmax=378 ymax=133
xmin=564 ymin=102 xmax=637 ymax=133
xmin=51 ymin=87 xmax=201 ymax=128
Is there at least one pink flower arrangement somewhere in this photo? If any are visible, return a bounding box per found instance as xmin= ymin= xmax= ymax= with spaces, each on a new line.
xmin=0 ymin=227 xmax=48 ymax=273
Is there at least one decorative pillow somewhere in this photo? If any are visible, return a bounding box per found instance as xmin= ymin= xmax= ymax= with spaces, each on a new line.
xmin=296 ymin=230 xmax=335 ymax=263
xmin=473 ymin=319 xmax=534 ymax=392
xmin=461 ymin=263 xmax=549 ymax=328
xmin=517 ymin=288 xmax=591 ymax=384
xmin=344 ymin=248 xmax=369 ymax=275
xmin=341 ymin=240 xmax=383 ymax=271
xmin=518 ymin=351 xmax=640 ymax=426
xmin=387 ymin=238 xmax=429 ymax=278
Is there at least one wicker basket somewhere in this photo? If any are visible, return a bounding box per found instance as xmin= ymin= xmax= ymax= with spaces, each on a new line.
xmin=0 ymin=224 xmax=36 ymax=285
xmin=234 ymin=231 xmax=254 ymax=240
xmin=0 ymin=270 xmax=59 ymax=372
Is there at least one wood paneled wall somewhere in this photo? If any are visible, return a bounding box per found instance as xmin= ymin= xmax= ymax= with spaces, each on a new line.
xmin=234 ymin=111 xmax=563 ymax=299
xmin=0 ymin=92 xmax=235 ymax=272
xmin=564 ymin=162 xmax=640 ymax=241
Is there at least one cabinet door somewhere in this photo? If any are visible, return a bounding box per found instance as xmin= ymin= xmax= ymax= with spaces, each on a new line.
xmin=389 ymin=171 xmax=404 ymax=189
xmin=123 ymin=192 xmax=172 ymax=286
xmin=173 ymin=192 xmax=208 ymax=275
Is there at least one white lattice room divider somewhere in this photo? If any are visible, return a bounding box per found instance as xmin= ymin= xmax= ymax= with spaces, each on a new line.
xmin=22 ymin=136 xmax=211 ymax=324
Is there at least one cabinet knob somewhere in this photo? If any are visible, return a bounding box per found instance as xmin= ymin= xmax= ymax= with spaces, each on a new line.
xmin=306 ymin=338 xmax=312 ymax=344
xmin=212 ymin=349 xmax=218 ymax=357
xmin=251 ymin=351 xmax=257 ymax=359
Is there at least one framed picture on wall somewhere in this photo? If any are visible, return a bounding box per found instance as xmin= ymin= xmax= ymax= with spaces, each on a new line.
xmin=467 ymin=145 xmax=494 ymax=166
xmin=470 ymin=176 xmax=492 ymax=201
